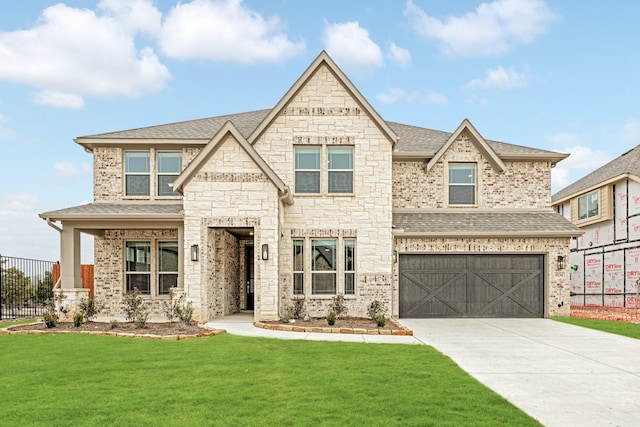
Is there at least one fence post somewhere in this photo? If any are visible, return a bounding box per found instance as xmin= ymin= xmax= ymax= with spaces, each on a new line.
xmin=0 ymin=253 xmax=3 ymax=320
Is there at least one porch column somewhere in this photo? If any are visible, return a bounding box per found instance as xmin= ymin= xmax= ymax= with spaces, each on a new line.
xmin=60 ymin=224 xmax=82 ymax=289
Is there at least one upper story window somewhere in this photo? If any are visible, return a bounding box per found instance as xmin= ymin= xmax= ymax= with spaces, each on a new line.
xmin=124 ymin=150 xmax=182 ymax=198
xmin=125 ymin=152 xmax=150 ymax=196
xmin=294 ymin=147 xmax=321 ymax=193
xmin=578 ymin=190 xmax=599 ymax=220
xmin=157 ymin=152 xmax=182 ymax=196
xmin=448 ymin=163 xmax=476 ymax=205
xmin=328 ymin=147 xmax=354 ymax=193
xmin=294 ymin=146 xmax=354 ymax=195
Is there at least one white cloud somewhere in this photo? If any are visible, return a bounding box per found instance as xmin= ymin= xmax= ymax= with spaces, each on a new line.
xmin=323 ymin=21 xmax=384 ymax=70
xmin=160 ymin=0 xmax=304 ymax=63
xmin=548 ymin=132 xmax=579 ymax=146
xmin=387 ymin=42 xmax=411 ymax=67
xmin=405 ymin=0 xmax=557 ymax=57
xmin=0 ymin=113 xmax=15 ymax=138
xmin=551 ymin=142 xmax=613 ymax=191
xmin=34 ymin=90 xmax=85 ymax=109
xmin=377 ymin=87 xmax=448 ymax=105
xmin=98 ymin=0 xmax=162 ymax=37
xmin=467 ymin=66 xmax=529 ymax=89
xmin=54 ymin=161 xmax=92 ymax=177
xmin=0 ymin=2 xmax=170 ymax=107
xmin=621 ymin=118 xmax=640 ymax=142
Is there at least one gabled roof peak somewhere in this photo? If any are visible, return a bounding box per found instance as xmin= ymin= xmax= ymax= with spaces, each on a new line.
xmin=424 ymin=118 xmax=506 ymax=173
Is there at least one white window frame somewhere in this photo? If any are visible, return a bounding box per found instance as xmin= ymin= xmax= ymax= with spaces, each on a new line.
xmin=157 ymin=241 xmax=179 ymax=295
xmin=125 ymin=241 xmax=151 ymax=294
xmin=124 ymin=152 xmax=151 ymax=197
xmin=292 ymin=239 xmax=304 ymax=295
xmin=578 ymin=190 xmax=599 ymax=220
xmin=123 ymin=149 xmax=182 ymax=199
xmin=156 ymin=152 xmax=182 ymax=197
xmin=448 ymin=162 xmax=477 ymax=206
xmin=293 ymin=145 xmax=354 ymax=195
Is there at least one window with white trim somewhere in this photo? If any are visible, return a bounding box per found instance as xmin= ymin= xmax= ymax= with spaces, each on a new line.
xmin=125 ymin=152 xmax=150 ymax=196
xmin=157 ymin=152 xmax=182 ymax=196
xmin=292 ymin=237 xmax=356 ymax=296
xmin=124 ymin=150 xmax=182 ymax=198
xmin=294 ymin=147 xmax=321 ymax=193
xmin=294 ymin=146 xmax=354 ymax=194
xmin=448 ymin=163 xmax=476 ymax=205
xmin=578 ymin=190 xmax=599 ymax=220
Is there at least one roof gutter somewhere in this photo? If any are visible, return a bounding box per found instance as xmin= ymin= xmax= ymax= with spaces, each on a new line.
xmin=45 ymin=217 xmax=63 ymax=233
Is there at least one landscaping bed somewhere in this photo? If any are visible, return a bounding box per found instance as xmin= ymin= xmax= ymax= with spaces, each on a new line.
xmin=257 ymin=317 xmax=413 ymax=335
xmin=3 ymin=320 xmax=223 ymax=339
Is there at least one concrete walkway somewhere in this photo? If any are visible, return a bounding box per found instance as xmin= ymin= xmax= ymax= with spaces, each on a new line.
xmin=208 ymin=315 xmax=640 ymax=427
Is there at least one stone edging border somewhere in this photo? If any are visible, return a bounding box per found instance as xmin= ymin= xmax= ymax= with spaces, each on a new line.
xmin=254 ymin=317 xmax=413 ymax=336
xmin=0 ymin=322 xmax=227 ymax=340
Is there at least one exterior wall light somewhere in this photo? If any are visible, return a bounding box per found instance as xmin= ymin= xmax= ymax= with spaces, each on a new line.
xmin=261 ymin=244 xmax=269 ymax=260
xmin=557 ymin=255 xmax=566 ymax=270
xmin=191 ymin=244 xmax=199 ymax=262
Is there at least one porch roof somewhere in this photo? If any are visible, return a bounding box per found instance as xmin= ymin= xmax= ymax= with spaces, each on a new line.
xmin=392 ymin=209 xmax=583 ymax=238
xmin=39 ymin=202 xmax=184 ymax=220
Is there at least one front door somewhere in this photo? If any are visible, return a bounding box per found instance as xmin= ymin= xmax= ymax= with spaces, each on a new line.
xmin=245 ymin=245 xmax=254 ymax=310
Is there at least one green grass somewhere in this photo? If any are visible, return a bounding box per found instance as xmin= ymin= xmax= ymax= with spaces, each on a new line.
xmin=553 ymin=317 xmax=640 ymax=339
xmin=0 ymin=333 xmax=539 ymax=427
xmin=0 ymin=318 xmax=37 ymax=328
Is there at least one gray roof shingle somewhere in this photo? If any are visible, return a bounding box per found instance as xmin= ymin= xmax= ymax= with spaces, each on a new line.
xmin=40 ymin=202 xmax=184 ymax=219
xmin=80 ymin=110 xmax=559 ymax=156
xmin=552 ymin=145 xmax=640 ymax=202
xmin=393 ymin=211 xmax=582 ymax=236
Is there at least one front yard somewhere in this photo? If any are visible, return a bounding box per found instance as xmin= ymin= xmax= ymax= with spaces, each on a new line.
xmin=0 ymin=333 xmax=539 ymax=426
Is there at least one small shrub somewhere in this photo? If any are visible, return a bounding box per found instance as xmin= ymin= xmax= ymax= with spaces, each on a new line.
xmin=78 ymin=297 xmax=102 ymax=322
xmin=43 ymin=311 xmax=58 ymax=328
xmin=375 ymin=314 xmax=386 ymax=327
xmin=73 ymin=312 xmax=84 ymax=328
xmin=327 ymin=309 xmax=336 ymax=326
xmin=122 ymin=288 xmax=149 ymax=329
xmin=291 ymin=296 xmax=306 ymax=319
xmin=331 ymin=295 xmax=347 ymax=318
xmin=175 ymin=299 xmax=193 ymax=326
xmin=368 ymin=300 xmax=386 ymax=321
xmin=109 ymin=319 xmax=119 ymax=329
xmin=280 ymin=303 xmax=294 ymax=323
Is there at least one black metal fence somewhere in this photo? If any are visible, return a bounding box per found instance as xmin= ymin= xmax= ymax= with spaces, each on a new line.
xmin=0 ymin=254 xmax=57 ymax=320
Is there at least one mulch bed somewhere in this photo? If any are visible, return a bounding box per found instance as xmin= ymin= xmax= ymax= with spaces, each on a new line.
xmin=3 ymin=320 xmax=221 ymax=339
xmin=258 ymin=317 xmax=413 ymax=335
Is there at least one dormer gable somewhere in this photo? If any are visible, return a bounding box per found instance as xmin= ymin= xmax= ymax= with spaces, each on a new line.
xmin=424 ymin=118 xmax=506 ymax=173
xmin=172 ymin=121 xmax=292 ymax=204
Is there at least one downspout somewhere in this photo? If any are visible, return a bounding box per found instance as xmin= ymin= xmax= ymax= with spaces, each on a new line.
xmin=45 ymin=217 xmax=62 ymax=233
xmin=279 ymin=186 xmax=294 ymax=205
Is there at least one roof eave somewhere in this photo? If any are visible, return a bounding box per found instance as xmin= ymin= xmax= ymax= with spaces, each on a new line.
xmin=393 ymin=230 xmax=584 ymax=238
xmin=552 ymin=173 xmax=640 ymax=205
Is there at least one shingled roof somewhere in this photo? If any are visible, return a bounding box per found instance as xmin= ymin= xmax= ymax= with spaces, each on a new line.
xmin=77 ymin=109 xmax=562 ymax=159
xmin=552 ymin=144 xmax=640 ymax=203
xmin=393 ymin=210 xmax=582 ymax=237
xmin=39 ymin=202 xmax=184 ymax=220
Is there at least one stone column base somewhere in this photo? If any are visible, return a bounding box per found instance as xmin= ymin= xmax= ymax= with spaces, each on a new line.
xmin=55 ymin=288 xmax=90 ymax=322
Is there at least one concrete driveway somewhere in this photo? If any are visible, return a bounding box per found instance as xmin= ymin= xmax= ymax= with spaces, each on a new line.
xmin=401 ymin=318 xmax=640 ymax=427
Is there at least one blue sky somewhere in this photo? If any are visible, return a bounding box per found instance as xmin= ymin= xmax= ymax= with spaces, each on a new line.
xmin=1 ymin=0 xmax=639 ymax=262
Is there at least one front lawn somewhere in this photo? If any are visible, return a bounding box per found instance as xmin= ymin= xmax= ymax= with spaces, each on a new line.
xmin=0 ymin=333 xmax=539 ymax=426
xmin=0 ymin=318 xmax=36 ymax=328
xmin=553 ymin=317 xmax=640 ymax=340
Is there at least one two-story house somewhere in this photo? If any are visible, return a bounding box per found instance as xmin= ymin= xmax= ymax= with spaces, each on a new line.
xmin=552 ymin=145 xmax=640 ymax=308
xmin=40 ymin=51 xmax=581 ymax=321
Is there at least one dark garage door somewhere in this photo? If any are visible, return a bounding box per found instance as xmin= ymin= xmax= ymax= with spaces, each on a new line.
xmin=399 ymin=254 xmax=544 ymax=318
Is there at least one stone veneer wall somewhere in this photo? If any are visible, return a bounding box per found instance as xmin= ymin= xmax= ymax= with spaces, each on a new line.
xmin=393 ymin=237 xmax=571 ymax=318
xmin=182 ymin=135 xmax=280 ymax=321
xmin=207 ymin=228 xmax=241 ymax=318
xmin=254 ymin=64 xmax=394 ymax=319
xmin=94 ymin=229 xmax=178 ymax=318
xmin=393 ymin=134 xmax=552 ymax=209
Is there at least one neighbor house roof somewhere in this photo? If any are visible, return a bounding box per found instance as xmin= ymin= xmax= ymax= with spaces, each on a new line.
xmin=39 ymin=202 xmax=184 ymax=220
xmin=392 ymin=210 xmax=583 ymax=238
xmin=552 ymin=144 xmax=640 ymax=203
